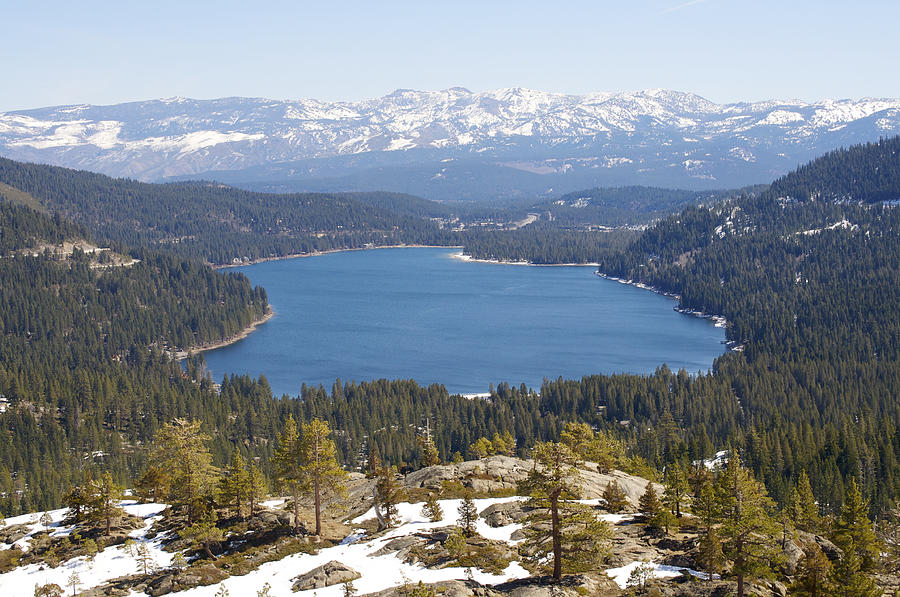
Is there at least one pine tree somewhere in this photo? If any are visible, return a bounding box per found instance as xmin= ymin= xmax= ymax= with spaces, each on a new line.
xmin=602 ymin=480 xmax=628 ymax=513
xmin=218 ymin=449 xmax=251 ymax=519
xmin=695 ymin=528 xmax=724 ymax=582
xmin=417 ymin=433 xmax=441 ymax=468
xmin=789 ymin=542 xmax=834 ymax=597
xmin=93 ymin=471 xmax=124 ymax=536
xmin=374 ymin=465 xmax=404 ymax=528
xmin=491 ymin=431 xmax=516 ymax=456
xmin=299 ymin=418 xmax=348 ymax=538
xmin=366 ymin=443 xmax=381 ymax=479
xmin=135 ymin=465 xmax=169 ymax=503
xmin=247 ymin=462 xmax=267 ymax=516
xmin=457 ymin=491 xmax=478 ymax=537
xmin=790 ymin=470 xmax=821 ymax=533
xmin=421 ymin=492 xmax=443 ymax=522
xmin=663 ymin=461 xmax=690 ymax=518
xmin=151 ymin=418 xmax=218 ymax=523
xmin=181 ymin=510 xmax=224 ymax=560
xmin=832 ymin=478 xmax=879 ymax=573
xmin=469 ymin=437 xmax=493 ymax=459
xmin=272 ymin=414 xmax=303 ymax=534
xmin=638 ymin=482 xmax=667 ymax=531
xmin=714 ymin=454 xmax=780 ymax=597
xmin=519 ymin=441 xmax=611 ymax=581
xmin=828 ymin=538 xmax=880 ymax=597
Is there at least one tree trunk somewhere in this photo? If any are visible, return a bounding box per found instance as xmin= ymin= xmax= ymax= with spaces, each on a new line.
xmin=314 ymin=476 xmax=321 ymax=537
xmin=551 ymin=490 xmax=562 ymax=581
xmin=373 ymin=487 xmax=388 ymax=530
xmin=292 ymin=482 xmax=300 ymax=534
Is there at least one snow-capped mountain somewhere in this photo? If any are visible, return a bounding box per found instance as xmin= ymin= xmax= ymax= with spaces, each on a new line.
xmin=1 ymin=88 xmax=899 ymax=200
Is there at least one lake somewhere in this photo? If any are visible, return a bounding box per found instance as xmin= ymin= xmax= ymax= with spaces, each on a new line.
xmin=202 ymin=247 xmax=726 ymax=396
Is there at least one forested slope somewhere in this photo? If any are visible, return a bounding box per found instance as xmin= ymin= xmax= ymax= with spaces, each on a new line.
xmin=0 ymin=158 xmax=454 ymax=264
xmin=595 ymin=136 xmax=900 ymax=511
xmin=0 ymin=191 xmax=268 ymax=514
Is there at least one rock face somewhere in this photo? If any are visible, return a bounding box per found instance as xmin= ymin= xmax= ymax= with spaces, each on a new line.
xmin=404 ymin=456 xmax=531 ymax=492
xmin=404 ymin=456 xmax=659 ymax=508
xmin=292 ymin=560 xmax=361 ymax=591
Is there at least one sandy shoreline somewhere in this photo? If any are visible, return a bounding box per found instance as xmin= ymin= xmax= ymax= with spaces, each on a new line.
xmin=174 ymin=306 xmax=275 ymax=359
xmin=212 ymin=244 xmax=464 ymax=269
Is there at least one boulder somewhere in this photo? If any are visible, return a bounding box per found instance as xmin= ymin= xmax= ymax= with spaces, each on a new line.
xmin=480 ymin=501 xmax=529 ymax=527
xmin=371 ymin=535 xmax=425 ymax=557
xmin=144 ymin=565 xmax=228 ymax=597
xmin=403 ymin=456 xmax=531 ymax=491
xmin=361 ymin=579 xmax=478 ymax=597
xmin=465 ymin=478 xmax=516 ymax=494
xmin=292 ymin=560 xmax=361 ymax=591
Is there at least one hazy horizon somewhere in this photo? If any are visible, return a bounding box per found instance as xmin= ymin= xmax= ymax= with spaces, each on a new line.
xmin=2 ymin=0 xmax=898 ymax=112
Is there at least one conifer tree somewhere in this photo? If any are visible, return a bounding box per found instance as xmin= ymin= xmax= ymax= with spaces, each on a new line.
xmin=789 ymin=470 xmax=821 ymax=533
xmin=417 ymin=433 xmax=441 ymax=468
xmin=135 ymin=465 xmax=169 ymax=503
xmin=602 ymin=480 xmax=628 ymax=513
xmin=366 ymin=443 xmax=381 ymax=479
xmin=519 ymin=441 xmax=611 ymax=581
xmin=469 ymin=437 xmax=493 ymax=460
xmin=247 ymin=462 xmax=267 ymax=516
xmin=789 ymin=542 xmax=834 ymax=597
xmin=93 ymin=471 xmax=124 ymax=536
xmin=151 ymin=418 xmax=218 ymax=523
xmin=832 ymin=478 xmax=879 ymax=573
xmin=457 ymin=491 xmax=478 ymax=537
xmin=638 ymin=482 xmax=667 ymax=531
xmin=374 ymin=465 xmax=404 ymax=528
xmin=663 ymin=461 xmax=690 ymax=518
xmin=181 ymin=510 xmax=224 ymax=560
xmin=714 ymin=454 xmax=780 ymax=597
xmin=299 ymin=418 xmax=347 ymax=538
xmin=491 ymin=431 xmax=516 ymax=456
xmin=828 ymin=538 xmax=881 ymax=597
xmin=272 ymin=414 xmax=303 ymax=534
xmin=421 ymin=492 xmax=443 ymax=522
xmin=695 ymin=527 xmax=724 ymax=582
xmin=219 ymin=449 xmax=251 ymax=519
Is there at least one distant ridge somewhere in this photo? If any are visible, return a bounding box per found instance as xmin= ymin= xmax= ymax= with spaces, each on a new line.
xmin=2 ymin=88 xmax=900 ymax=200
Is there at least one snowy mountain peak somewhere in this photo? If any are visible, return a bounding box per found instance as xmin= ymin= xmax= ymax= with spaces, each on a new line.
xmin=1 ymin=88 xmax=899 ymax=194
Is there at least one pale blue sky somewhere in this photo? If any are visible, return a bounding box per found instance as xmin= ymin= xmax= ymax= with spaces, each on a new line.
xmin=1 ymin=0 xmax=897 ymax=111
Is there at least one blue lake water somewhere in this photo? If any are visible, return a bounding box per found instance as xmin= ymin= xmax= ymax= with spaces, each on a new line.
xmin=203 ymin=247 xmax=726 ymax=396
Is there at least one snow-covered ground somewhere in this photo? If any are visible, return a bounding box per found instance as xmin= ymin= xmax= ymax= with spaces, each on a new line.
xmin=0 ymin=496 xmax=648 ymax=596
xmin=151 ymin=497 xmax=532 ymax=597
xmin=0 ymin=501 xmax=169 ymax=594
xmin=605 ymin=560 xmax=715 ymax=589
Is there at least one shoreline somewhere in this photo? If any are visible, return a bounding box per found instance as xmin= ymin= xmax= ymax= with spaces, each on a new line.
xmin=212 ymin=244 xmax=464 ymax=269
xmin=174 ymin=306 xmax=275 ymax=359
xmin=450 ymin=251 xmax=599 ymax=267
xmin=595 ymin=271 xmax=729 ymax=330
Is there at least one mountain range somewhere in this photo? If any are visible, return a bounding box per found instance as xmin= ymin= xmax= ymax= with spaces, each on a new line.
xmin=2 ymin=88 xmax=899 ymax=201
